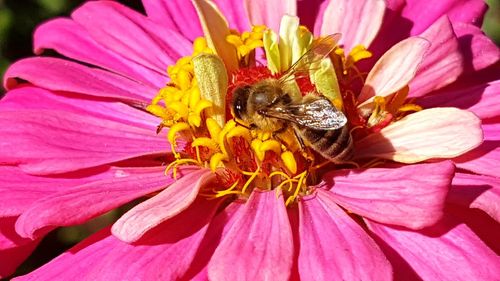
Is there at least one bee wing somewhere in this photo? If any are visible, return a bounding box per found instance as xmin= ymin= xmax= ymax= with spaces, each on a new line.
xmin=278 ymin=33 xmax=341 ymax=84
xmin=262 ymin=98 xmax=347 ymax=130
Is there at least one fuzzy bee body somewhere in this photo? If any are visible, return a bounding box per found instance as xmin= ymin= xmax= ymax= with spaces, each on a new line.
xmin=231 ymin=34 xmax=354 ymax=164
xmin=297 ymin=125 xmax=353 ymax=163
xmin=232 ymin=80 xmax=353 ymax=164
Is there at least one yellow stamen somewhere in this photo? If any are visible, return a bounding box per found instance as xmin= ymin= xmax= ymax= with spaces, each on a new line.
xmin=241 ymin=166 xmax=260 ymax=194
xmin=167 ymin=122 xmax=191 ymax=144
xmin=167 ymin=122 xmax=191 ymax=158
xmin=188 ymin=115 xmax=202 ymax=128
xmin=168 ymin=101 xmax=189 ymax=119
xmin=367 ymin=96 xmax=389 ymax=128
xmin=271 ymin=171 xmax=292 ymax=198
xmin=346 ymin=45 xmax=372 ymax=68
xmin=276 ymin=178 xmax=298 ymax=196
xmin=226 ymin=25 xmax=265 ymax=61
xmin=189 ymin=87 xmax=201 ymax=109
xmin=226 ymin=126 xmax=252 ymax=143
xmin=146 ymin=104 xmax=173 ymax=120
xmin=281 ymin=151 xmax=297 ymax=174
xmin=165 ymin=158 xmax=201 ymax=179
xmin=218 ymin=120 xmax=236 ymax=158
xmin=214 ymin=179 xmax=240 ymax=198
xmin=251 ymin=139 xmax=264 ymax=161
xmin=206 ymin=118 xmax=222 ymax=139
xmin=210 ymin=152 xmax=227 ymax=171
xmin=270 ymin=170 xmax=292 ymax=180
xmin=193 ymin=98 xmax=213 ymax=115
xmin=192 ymin=137 xmax=219 ymax=151
xmin=259 ymin=139 xmax=281 ymax=155
xmin=285 ymin=171 xmax=308 ymax=206
xmin=193 ymin=37 xmax=212 ymax=54
xmin=177 ymin=69 xmax=192 ymax=91
xmin=398 ymin=104 xmax=423 ymax=113
xmin=226 ymin=34 xmax=243 ymax=47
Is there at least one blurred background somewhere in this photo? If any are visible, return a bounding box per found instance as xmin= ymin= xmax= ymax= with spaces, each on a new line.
xmin=0 ymin=0 xmax=499 ymax=278
xmin=0 ymin=0 xmax=143 ymax=83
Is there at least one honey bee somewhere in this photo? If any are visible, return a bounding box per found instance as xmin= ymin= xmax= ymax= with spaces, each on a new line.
xmin=231 ymin=34 xmax=353 ymax=163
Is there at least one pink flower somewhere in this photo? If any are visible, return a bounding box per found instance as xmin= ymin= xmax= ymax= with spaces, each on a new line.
xmin=1 ymin=0 xmax=500 ymax=280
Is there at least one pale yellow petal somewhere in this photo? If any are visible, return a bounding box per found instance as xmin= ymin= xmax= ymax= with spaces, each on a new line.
xmin=192 ymin=0 xmax=239 ymax=73
xmin=355 ymin=108 xmax=483 ymax=163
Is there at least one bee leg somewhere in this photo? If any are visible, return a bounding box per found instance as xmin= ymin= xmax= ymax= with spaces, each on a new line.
xmin=271 ymin=126 xmax=288 ymax=138
xmin=234 ymin=118 xmax=253 ymax=129
xmin=293 ymin=130 xmax=315 ymax=164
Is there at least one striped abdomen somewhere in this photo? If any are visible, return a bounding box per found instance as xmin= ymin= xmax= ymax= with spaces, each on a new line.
xmin=297 ymin=125 xmax=353 ymax=163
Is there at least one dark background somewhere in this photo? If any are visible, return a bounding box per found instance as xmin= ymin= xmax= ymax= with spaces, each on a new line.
xmin=0 ymin=0 xmax=499 ymax=277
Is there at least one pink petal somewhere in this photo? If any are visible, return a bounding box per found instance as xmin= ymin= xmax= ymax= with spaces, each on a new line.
xmin=112 ymin=169 xmax=213 ymax=243
xmin=16 ymin=199 xmax=220 ymax=280
xmin=0 ymin=86 xmax=161 ymax=130
xmin=366 ymin=2 xmax=411 ymax=63
xmin=358 ymin=37 xmax=430 ymax=105
xmin=71 ymin=1 xmax=191 ymax=72
xmin=0 ymin=109 xmax=167 ymax=175
xmin=13 ymin=227 xmax=112 ymax=280
xmin=454 ymin=123 xmax=500 ymax=177
xmin=324 ymin=161 xmax=454 ymax=229
xmin=0 ymin=165 xmax=120 ymax=217
xmin=145 ymin=0 xmax=251 ymax=41
xmin=297 ymin=0 xmax=325 ymax=31
xmin=455 ymin=141 xmax=500 ymax=178
xmin=34 ymin=18 xmax=167 ymax=88
xmin=409 ymin=16 xmax=463 ymax=98
xmin=298 ymin=189 xmax=392 ymax=281
xmin=0 ymin=217 xmax=41 ymax=278
xmin=355 ymin=108 xmax=483 ymax=163
xmin=208 ymin=190 xmax=294 ymax=281
xmin=243 ymin=0 xmax=296 ymax=32
xmin=287 ymin=206 xmax=301 ymax=281
xmin=446 ymin=204 xmax=500 ymax=255
xmin=453 ymin=22 xmax=500 ymax=72
xmin=315 ymin=0 xmax=386 ymax=52
xmin=402 ymin=0 xmax=487 ymax=35
xmin=367 ymin=216 xmax=500 ymax=280
xmin=142 ymin=0 xmax=203 ymax=41
xmin=0 ymin=110 xmax=168 ymax=174
xmin=213 ymin=0 xmax=251 ymax=32
xmin=4 ymin=57 xmax=156 ymax=102
xmin=184 ymin=202 xmax=244 ymax=280
xmin=418 ymin=80 xmax=500 ymax=120
xmin=449 ymin=173 xmax=500 ymax=223
xmin=15 ymin=166 xmax=181 ymax=240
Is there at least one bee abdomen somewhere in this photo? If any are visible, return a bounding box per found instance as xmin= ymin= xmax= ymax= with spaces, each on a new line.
xmin=300 ymin=126 xmax=353 ymax=162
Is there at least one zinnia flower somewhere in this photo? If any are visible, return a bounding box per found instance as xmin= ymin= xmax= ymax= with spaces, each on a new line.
xmin=1 ymin=0 xmax=499 ymax=280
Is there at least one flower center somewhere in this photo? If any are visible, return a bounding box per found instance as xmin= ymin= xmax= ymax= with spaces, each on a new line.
xmin=147 ymin=23 xmax=420 ymax=206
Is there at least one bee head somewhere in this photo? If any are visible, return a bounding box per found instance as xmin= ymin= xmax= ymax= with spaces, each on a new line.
xmin=232 ymin=85 xmax=251 ymax=119
xmin=249 ymin=83 xmax=283 ymax=113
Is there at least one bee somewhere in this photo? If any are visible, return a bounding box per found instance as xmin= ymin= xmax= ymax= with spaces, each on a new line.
xmin=231 ymin=34 xmax=353 ymax=164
